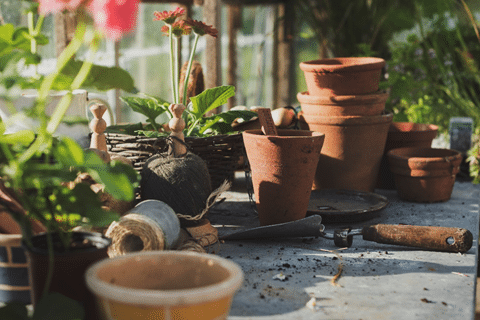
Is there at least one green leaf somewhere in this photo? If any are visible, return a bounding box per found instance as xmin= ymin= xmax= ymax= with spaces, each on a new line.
xmin=0 ymin=303 xmax=29 ymax=320
xmin=197 ymin=110 xmax=257 ymax=135
xmin=53 ymin=137 xmax=84 ymax=166
xmin=0 ymin=130 xmax=35 ymax=146
xmin=32 ymin=292 xmax=85 ymax=320
xmin=56 ymin=59 xmax=136 ymax=93
xmin=121 ymin=96 xmax=169 ymax=122
xmin=84 ymin=152 xmax=138 ymax=201
xmin=105 ymin=122 xmax=145 ymax=135
xmin=189 ymin=86 xmax=235 ymax=119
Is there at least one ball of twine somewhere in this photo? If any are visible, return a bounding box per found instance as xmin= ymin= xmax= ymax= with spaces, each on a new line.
xmin=140 ymin=151 xmax=212 ymax=220
xmin=105 ymin=213 xmax=165 ymax=258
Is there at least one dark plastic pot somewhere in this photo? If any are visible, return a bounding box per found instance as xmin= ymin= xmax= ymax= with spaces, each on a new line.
xmin=23 ymin=232 xmax=111 ymax=319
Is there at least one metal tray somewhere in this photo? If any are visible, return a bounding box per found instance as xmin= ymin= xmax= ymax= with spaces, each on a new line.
xmin=307 ymin=189 xmax=388 ymax=223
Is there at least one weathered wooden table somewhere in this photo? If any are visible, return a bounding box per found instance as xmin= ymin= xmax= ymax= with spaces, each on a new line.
xmin=209 ymin=174 xmax=479 ymax=320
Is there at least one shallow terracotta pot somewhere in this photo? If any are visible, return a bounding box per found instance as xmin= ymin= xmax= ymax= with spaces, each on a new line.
xmin=377 ymin=122 xmax=438 ymax=189
xmin=300 ymin=112 xmax=393 ymax=192
xmin=0 ymin=234 xmax=31 ymax=304
xmin=85 ymin=251 xmax=244 ymax=320
xmin=387 ymin=147 xmax=462 ymax=203
xmin=297 ymin=90 xmax=388 ymax=117
xmin=243 ymin=129 xmax=325 ymax=226
xmin=24 ymin=232 xmax=111 ymax=320
xmin=299 ymin=57 xmax=385 ymax=96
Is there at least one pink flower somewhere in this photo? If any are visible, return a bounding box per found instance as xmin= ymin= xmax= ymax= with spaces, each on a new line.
xmin=153 ymin=7 xmax=185 ymax=24
xmin=87 ymin=0 xmax=139 ymax=41
xmin=38 ymin=0 xmax=84 ymax=15
xmin=185 ymin=18 xmax=218 ymax=38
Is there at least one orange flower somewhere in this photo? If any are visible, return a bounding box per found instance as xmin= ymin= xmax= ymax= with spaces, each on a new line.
xmin=153 ymin=7 xmax=185 ymax=24
xmin=185 ymin=18 xmax=218 ymax=38
xmin=162 ymin=20 xmax=192 ymax=37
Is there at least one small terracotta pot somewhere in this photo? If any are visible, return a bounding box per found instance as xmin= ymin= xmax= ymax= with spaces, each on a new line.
xmin=299 ymin=57 xmax=385 ymax=96
xmin=24 ymin=232 xmax=111 ymax=320
xmin=377 ymin=122 xmax=438 ymax=189
xmin=300 ymin=112 xmax=393 ymax=192
xmin=85 ymin=251 xmax=244 ymax=320
xmin=0 ymin=234 xmax=31 ymax=304
xmin=387 ymin=147 xmax=462 ymax=203
xmin=297 ymin=90 xmax=388 ymax=117
xmin=242 ymin=129 xmax=325 ymax=226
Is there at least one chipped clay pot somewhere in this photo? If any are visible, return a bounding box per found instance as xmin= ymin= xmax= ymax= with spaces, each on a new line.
xmin=299 ymin=57 xmax=385 ymax=96
xmin=377 ymin=122 xmax=439 ymax=190
xmin=243 ymin=129 xmax=325 ymax=226
xmin=387 ymin=147 xmax=462 ymax=203
xmin=299 ymin=111 xmax=393 ymax=192
xmin=297 ymin=90 xmax=388 ymax=117
xmin=85 ymin=251 xmax=244 ymax=320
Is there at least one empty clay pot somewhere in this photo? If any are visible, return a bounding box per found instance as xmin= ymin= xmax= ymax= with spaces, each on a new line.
xmin=387 ymin=147 xmax=462 ymax=203
xmin=377 ymin=122 xmax=439 ymax=189
xmin=300 ymin=111 xmax=393 ymax=192
xmin=297 ymin=90 xmax=388 ymax=117
xmin=299 ymin=57 xmax=385 ymax=96
xmin=85 ymin=251 xmax=244 ymax=320
xmin=242 ymin=129 xmax=325 ymax=226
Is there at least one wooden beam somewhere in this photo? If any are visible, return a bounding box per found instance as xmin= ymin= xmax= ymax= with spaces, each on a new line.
xmin=227 ymin=5 xmax=242 ymax=109
xmin=203 ymin=0 xmax=222 ymax=91
xmin=54 ymin=11 xmax=76 ymax=58
xmin=274 ymin=1 xmax=294 ymax=107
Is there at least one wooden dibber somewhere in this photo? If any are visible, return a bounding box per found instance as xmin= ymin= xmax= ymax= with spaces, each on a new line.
xmin=168 ymin=104 xmax=188 ymax=157
xmin=89 ymin=103 xmax=111 ymax=163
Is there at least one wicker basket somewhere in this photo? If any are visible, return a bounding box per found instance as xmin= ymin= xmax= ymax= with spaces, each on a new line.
xmin=105 ymin=133 xmax=244 ymax=190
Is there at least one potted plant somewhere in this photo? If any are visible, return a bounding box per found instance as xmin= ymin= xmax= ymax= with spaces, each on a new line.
xmin=0 ymin=0 xmax=140 ymax=319
xmin=105 ymin=7 xmax=257 ymax=190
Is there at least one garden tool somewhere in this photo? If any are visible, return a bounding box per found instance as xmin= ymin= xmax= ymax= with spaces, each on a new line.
xmin=220 ymin=215 xmax=473 ymax=253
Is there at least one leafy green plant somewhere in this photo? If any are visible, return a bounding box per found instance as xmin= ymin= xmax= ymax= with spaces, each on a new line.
xmin=384 ymin=8 xmax=480 ymax=133
xmin=111 ymin=85 xmax=257 ymax=138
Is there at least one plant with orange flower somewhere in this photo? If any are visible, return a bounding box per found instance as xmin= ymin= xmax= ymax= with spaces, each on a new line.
xmin=115 ymin=7 xmax=256 ymax=138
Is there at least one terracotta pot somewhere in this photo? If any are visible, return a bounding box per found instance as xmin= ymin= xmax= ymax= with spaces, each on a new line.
xmin=0 ymin=234 xmax=31 ymax=304
xmin=23 ymin=232 xmax=111 ymax=320
xmin=299 ymin=57 xmax=385 ymax=96
xmin=85 ymin=251 xmax=244 ymax=320
xmin=297 ymin=90 xmax=388 ymax=117
xmin=387 ymin=147 xmax=462 ymax=203
xmin=377 ymin=122 xmax=439 ymax=189
xmin=242 ymin=129 xmax=325 ymax=226
xmin=300 ymin=112 xmax=393 ymax=192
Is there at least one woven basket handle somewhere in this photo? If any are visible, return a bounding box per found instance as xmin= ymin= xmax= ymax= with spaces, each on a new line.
xmin=168 ymin=104 xmax=188 ymax=157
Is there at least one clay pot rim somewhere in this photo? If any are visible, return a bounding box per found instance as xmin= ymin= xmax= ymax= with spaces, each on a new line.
xmin=389 ymin=122 xmax=439 ymax=134
xmin=85 ymin=250 xmax=244 ymax=306
xmin=297 ymin=90 xmax=389 ymax=105
xmin=243 ymin=129 xmax=325 ymax=139
xmin=299 ymin=57 xmax=385 ymax=73
xmin=387 ymin=147 xmax=462 ymax=164
xmin=301 ymin=111 xmax=393 ymax=125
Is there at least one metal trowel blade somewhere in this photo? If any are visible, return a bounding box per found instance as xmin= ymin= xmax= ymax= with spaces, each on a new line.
xmin=220 ymin=215 xmax=325 ymax=240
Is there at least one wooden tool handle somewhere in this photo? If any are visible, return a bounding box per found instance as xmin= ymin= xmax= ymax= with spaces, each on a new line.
xmin=256 ymin=108 xmax=278 ymax=136
xmin=362 ymin=224 xmax=473 ymax=253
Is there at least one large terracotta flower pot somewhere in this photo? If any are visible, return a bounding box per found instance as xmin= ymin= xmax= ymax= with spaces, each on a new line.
xmin=23 ymin=232 xmax=111 ymax=320
xmin=387 ymin=147 xmax=462 ymax=203
xmin=242 ymin=129 xmax=325 ymax=226
xmin=300 ymin=112 xmax=393 ymax=192
xmin=377 ymin=122 xmax=438 ymax=189
xmin=297 ymin=90 xmax=388 ymax=117
xmin=299 ymin=57 xmax=385 ymax=96
xmin=85 ymin=251 xmax=244 ymax=320
xmin=0 ymin=234 xmax=31 ymax=304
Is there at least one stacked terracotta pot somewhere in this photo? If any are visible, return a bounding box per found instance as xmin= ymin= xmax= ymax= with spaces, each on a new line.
xmin=298 ymin=57 xmax=393 ymax=192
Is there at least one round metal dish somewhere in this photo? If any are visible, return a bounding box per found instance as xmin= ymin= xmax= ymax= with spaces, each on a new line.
xmin=307 ymin=189 xmax=388 ymax=223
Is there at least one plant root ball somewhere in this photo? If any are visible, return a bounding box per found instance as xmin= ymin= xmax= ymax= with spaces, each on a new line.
xmin=140 ymin=152 xmax=212 ymax=221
